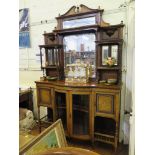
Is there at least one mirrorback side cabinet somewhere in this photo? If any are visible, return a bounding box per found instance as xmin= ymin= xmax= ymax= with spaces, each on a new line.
xmin=36 ymin=4 xmax=124 ymax=150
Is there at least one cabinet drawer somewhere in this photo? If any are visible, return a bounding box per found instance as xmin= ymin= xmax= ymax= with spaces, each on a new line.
xmin=38 ymin=87 xmax=52 ymax=106
xmin=96 ymin=94 xmax=114 ymax=115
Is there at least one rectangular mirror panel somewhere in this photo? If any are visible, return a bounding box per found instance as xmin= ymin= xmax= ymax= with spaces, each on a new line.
xmin=63 ymin=17 xmax=96 ymax=29
xmin=63 ymin=33 xmax=96 ymax=78
xmin=111 ymin=45 xmax=118 ymax=65
xmin=102 ymin=46 xmax=109 ymax=65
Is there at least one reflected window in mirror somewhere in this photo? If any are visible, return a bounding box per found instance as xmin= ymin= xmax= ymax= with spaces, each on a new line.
xmin=63 ymin=17 xmax=96 ymax=29
xmin=47 ymin=49 xmax=58 ymax=66
xmin=111 ymin=45 xmax=118 ymax=65
xmin=102 ymin=46 xmax=109 ymax=65
xmin=63 ymin=33 xmax=96 ymax=78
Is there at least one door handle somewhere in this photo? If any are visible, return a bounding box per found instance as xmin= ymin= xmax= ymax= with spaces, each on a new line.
xmin=124 ymin=110 xmax=132 ymax=116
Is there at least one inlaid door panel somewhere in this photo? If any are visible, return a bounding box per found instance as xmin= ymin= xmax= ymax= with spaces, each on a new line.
xmin=96 ymin=93 xmax=115 ymax=118
xmin=38 ymin=87 xmax=53 ymax=107
xmin=97 ymin=94 xmax=114 ymax=114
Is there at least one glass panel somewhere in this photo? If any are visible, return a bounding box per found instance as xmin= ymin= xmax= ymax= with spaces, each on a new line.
xmin=46 ymin=49 xmax=58 ymax=66
xmin=55 ymin=92 xmax=67 ymax=130
xmin=63 ymin=17 xmax=96 ymax=29
xmin=111 ymin=45 xmax=118 ymax=65
xmin=40 ymin=48 xmax=46 ymax=67
xmin=72 ymin=94 xmax=89 ymax=135
xmin=47 ymin=49 xmax=53 ymax=65
xmin=102 ymin=46 xmax=109 ymax=65
xmin=47 ymin=108 xmax=53 ymax=122
xmin=63 ymin=33 xmax=96 ymax=78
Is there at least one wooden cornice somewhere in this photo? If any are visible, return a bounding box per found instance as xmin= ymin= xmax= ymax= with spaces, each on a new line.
xmin=56 ymin=4 xmax=104 ymax=19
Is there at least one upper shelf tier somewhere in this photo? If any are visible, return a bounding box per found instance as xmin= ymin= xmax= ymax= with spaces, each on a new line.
xmin=39 ymin=44 xmax=63 ymax=49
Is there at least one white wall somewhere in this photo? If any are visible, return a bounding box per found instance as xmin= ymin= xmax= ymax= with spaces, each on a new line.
xmin=19 ymin=0 xmax=134 ymax=143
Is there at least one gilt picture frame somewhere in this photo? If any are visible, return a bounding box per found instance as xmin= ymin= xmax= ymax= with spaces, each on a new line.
xmin=19 ymin=119 xmax=67 ymax=155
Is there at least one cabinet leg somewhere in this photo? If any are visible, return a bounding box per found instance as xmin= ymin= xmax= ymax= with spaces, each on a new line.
xmin=114 ymin=135 xmax=118 ymax=153
xmin=38 ymin=106 xmax=41 ymax=133
xmin=114 ymin=144 xmax=117 ymax=153
xmin=114 ymin=122 xmax=118 ymax=152
xmin=91 ymin=139 xmax=95 ymax=149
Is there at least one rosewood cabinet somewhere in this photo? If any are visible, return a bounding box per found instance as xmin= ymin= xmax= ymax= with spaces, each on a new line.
xmin=35 ymin=4 xmax=124 ymax=150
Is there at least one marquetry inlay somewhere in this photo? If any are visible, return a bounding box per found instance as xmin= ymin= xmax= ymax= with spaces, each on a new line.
xmin=96 ymin=94 xmax=114 ymax=114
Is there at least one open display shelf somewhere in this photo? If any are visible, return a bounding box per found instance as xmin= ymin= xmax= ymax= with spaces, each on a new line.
xmin=94 ymin=116 xmax=116 ymax=145
xmin=94 ymin=117 xmax=116 ymax=135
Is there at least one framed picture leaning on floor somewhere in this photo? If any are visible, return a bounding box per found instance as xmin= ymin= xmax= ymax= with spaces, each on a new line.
xmin=19 ymin=119 xmax=67 ymax=155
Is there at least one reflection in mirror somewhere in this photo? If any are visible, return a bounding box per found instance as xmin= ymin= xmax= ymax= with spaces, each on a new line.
xmin=102 ymin=46 xmax=109 ymax=65
xmin=41 ymin=48 xmax=46 ymax=67
xmin=63 ymin=33 xmax=96 ymax=78
xmin=47 ymin=49 xmax=53 ymax=65
xmin=47 ymin=49 xmax=57 ymax=66
xmin=63 ymin=17 xmax=96 ymax=29
xmin=111 ymin=45 xmax=118 ymax=65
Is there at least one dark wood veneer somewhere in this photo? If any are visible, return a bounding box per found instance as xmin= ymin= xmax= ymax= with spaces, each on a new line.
xmin=36 ymin=5 xmax=124 ymax=150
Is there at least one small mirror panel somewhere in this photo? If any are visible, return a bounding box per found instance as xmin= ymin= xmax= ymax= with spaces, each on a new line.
xmin=102 ymin=46 xmax=109 ymax=65
xmin=111 ymin=45 xmax=118 ymax=65
xmin=63 ymin=16 xmax=96 ymax=29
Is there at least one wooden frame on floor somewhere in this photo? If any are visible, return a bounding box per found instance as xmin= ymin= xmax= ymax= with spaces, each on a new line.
xmin=19 ymin=119 xmax=67 ymax=155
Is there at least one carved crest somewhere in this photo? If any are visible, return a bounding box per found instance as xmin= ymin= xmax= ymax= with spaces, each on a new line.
xmin=57 ymin=4 xmax=104 ymax=18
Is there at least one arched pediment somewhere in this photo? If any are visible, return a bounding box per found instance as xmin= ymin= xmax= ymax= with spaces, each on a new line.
xmin=56 ymin=4 xmax=104 ymax=18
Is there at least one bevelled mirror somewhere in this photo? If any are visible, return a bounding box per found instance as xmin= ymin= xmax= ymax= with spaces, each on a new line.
xmin=111 ymin=45 xmax=118 ymax=65
xmin=102 ymin=46 xmax=109 ymax=65
xmin=63 ymin=33 xmax=96 ymax=78
xmin=63 ymin=16 xmax=96 ymax=29
xmin=47 ymin=49 xmax=57 ymax=66
xmin=102 ymin=45 xmax=118 ymax=66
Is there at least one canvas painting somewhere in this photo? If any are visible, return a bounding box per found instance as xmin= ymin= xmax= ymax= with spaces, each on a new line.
xmin=19 ymin=119 xmax=67 ymax=155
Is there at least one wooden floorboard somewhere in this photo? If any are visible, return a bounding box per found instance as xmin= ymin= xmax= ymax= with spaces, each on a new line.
xmin=28 ymin=125 xmax=129 ymax=155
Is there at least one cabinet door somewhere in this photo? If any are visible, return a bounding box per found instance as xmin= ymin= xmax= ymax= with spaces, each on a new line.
xmin=95 ymin=90 xmax=120 ymax=120
xmin=54 ymin=90 xmax=68 ymax=135
xmin=69 ymin=91 xmax=92 ymax=140
xmin=37 ymin=87 xmax=53 ymax=108
xmin=94 ymin=90 xmax=120 ymax=149
xmin=96 ymin=94 xmax=115 ymax=117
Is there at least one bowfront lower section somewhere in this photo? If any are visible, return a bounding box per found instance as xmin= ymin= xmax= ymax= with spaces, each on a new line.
xmin=35 ymin=81 xmax=121 ymax=149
